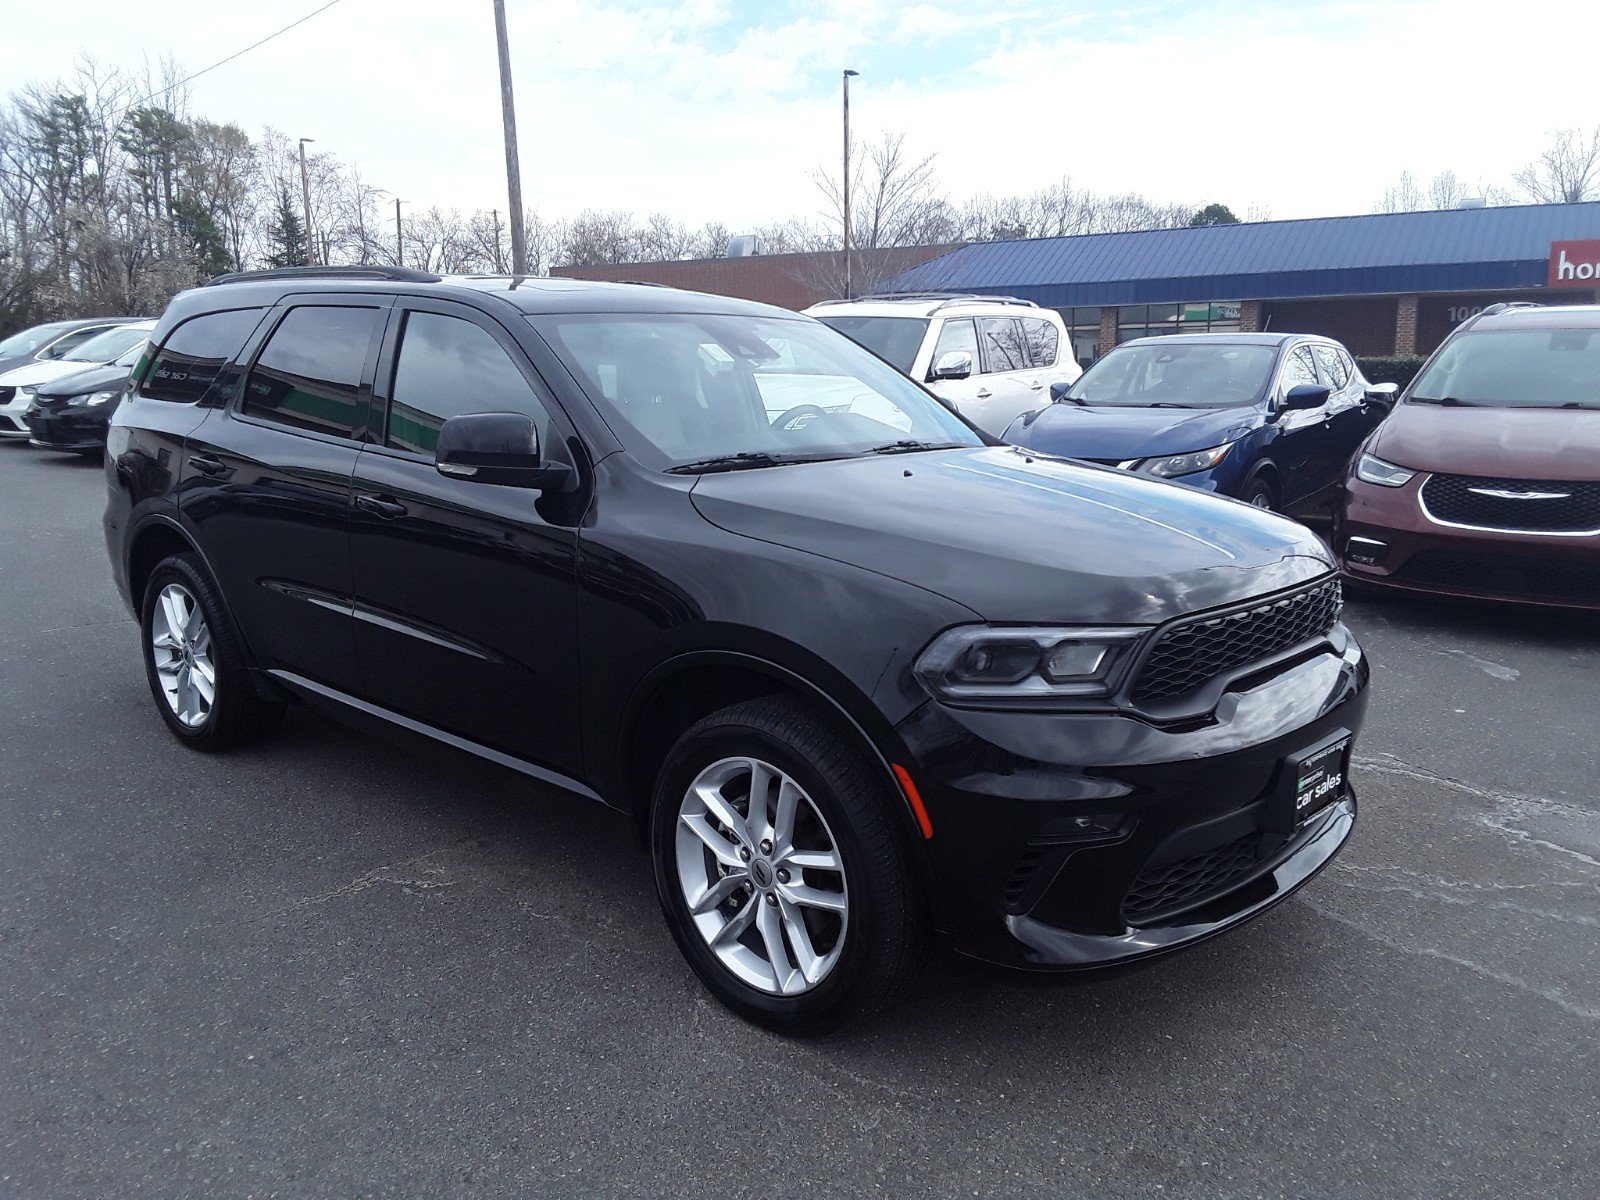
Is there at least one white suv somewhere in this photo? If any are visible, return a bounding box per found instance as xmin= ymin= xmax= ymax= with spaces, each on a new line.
xmin=807 ymin=294 xmax=1082 ymax=436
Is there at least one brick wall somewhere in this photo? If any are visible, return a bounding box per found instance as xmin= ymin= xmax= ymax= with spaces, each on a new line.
xmin=1394 ymin=294 xmax=1419 ymax=356
xmin=1239 ymin=300 xmax=1262 ymax=333
xmin=1098 ymin=307 xmax=1119 ymax=356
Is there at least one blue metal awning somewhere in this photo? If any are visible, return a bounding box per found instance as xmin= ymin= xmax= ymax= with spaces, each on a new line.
xmin=883 ymin=202 xmax=1600 ymax=307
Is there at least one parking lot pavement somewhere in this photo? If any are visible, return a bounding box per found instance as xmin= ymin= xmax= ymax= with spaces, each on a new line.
xmin=1 ymin=438 xmax=1596 ymax=1199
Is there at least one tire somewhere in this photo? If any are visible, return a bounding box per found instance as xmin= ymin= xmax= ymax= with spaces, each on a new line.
xmin=1240 ymin=471 xmax=1278 ymax=511
xmin=650 ymin=696 xmax=924 ymax=1036
xmin=139 ymin=552 xmax=285 ymax=750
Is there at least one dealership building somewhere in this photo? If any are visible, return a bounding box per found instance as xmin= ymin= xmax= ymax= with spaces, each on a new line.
xmin=883 ymin=201 xmax=1600 ymax=365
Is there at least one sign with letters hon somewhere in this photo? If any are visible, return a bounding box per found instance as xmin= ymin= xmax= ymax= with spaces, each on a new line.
xmin=1548 ymin=240 xmax=1600 ymax=288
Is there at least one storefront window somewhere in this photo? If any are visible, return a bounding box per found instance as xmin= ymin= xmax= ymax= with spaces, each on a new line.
xmin=1052 ymin=306 xmax=1102 ymax=367
xmin=1117 ymin=301 xmax=1242 ymax=343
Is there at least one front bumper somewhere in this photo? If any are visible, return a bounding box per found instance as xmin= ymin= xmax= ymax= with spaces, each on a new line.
xmin=0 ymin=393 xmax=33 ymax=437
xmin=1339 ymin=475 xmax=1600 ymax=611
xmin=24 ymin=405 xmax=110 ymax=452
xmin=898 ymin=631 xmax=1367 ymax=971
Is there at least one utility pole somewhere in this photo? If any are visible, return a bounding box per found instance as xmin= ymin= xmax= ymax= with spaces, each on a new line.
xmin=298 ymin=137 xmax=317 ymax=266
xmin=842 ymin=70 xmax=858 ymax=299
xmin=394 ymin=198 xmax=404 ymax=267
xmin=493 ymin=0 xmax=528 ymax=275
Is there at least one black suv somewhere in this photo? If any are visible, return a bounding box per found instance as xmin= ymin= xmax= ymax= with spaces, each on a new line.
xmin=105 ymin=267 xmax=1368 ymax=1033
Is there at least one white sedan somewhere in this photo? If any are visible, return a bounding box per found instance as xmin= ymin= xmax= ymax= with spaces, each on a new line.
xmin=0 ymin=321 xmax=154 ymax=437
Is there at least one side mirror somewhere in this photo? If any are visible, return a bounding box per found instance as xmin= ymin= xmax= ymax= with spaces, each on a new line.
xmin=434 ymin=412 xmax=573 ymax=490
xmin=1282 ymin=383 xmax=1330 ymax=411
xmin=930 ymin=350 xmax=973 ymax=381
xmin=1365 ymin=381 xmax=1399 ymax=407
xmin=1049 ymin=381 xmax=1073 ymax=403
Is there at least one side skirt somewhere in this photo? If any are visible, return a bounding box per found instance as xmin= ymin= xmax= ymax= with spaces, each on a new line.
xmin=266 ymin=669 xmax=605 ymax=804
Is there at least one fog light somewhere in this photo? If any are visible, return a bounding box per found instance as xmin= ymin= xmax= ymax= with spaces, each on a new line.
xmin=1345 ymin=536 xmax=1388 ymax=566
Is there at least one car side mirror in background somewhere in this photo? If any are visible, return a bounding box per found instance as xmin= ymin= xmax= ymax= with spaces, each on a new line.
xmin=1049 ymin=382 xmax=1073 ymax=403
xmin=1365 ymin=382 xmax=1399 ymax=408
xmin=1282 ymin=383 xmax=1331 ymax=411
xmin=434 ymin=412 xmax=574 ymax=490
xmin=930 ymin=350 xmax=973 ymax=381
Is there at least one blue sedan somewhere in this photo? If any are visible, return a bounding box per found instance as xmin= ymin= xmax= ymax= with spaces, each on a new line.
xmin=1004 ymin=333 xmax=1396 ymax=513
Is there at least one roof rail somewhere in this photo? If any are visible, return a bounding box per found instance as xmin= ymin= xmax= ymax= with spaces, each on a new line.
xmin=1477 ymin=301 xmax=1543 ymax=316
xmin=811 ymin=291 xmax=1039 ymax=311
xmin=204 ymin=265 xmax=444 ymax=287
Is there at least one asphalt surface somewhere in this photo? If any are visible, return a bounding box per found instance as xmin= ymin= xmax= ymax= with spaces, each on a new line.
xmin=2 ymin=438 xmax=1596 ymax=1199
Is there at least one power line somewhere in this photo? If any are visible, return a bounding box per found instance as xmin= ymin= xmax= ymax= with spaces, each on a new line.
xmin=124 ymin=0 xmax=347 ymax=114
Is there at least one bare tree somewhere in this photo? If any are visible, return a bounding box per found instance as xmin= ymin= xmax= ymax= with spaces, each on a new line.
xmin=1515 ymin=126 xmax=1600 ymax=204
xmin=556 ymin=209 xmax=638 ymax=266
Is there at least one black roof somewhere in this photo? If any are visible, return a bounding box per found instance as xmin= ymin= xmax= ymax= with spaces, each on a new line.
xmin=184 ymin=267 xmax=798 ymax=320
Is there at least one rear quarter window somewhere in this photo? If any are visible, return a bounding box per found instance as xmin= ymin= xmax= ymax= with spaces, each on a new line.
xmin=143 ymin=308 xmax=266 ymax=403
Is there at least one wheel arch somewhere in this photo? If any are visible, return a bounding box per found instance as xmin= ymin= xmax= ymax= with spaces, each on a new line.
xmin=617 ymin=650 xmax=922 ymax=845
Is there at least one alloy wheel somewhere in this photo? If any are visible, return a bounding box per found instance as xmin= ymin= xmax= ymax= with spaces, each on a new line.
xmin=674 ymin=756 xmax=849 ymax=996
xmin=150 ymin=583 xmax=216 ymax=728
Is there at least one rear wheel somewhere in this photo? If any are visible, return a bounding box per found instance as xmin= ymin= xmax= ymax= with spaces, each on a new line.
xmin=650 ymin=697 xmax=923 ymax=1035
xmin=140 ymin=553 xmax=284 ymax=750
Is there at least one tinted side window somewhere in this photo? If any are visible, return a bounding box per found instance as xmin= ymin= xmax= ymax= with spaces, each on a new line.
xmin=242 ymin=306 xmax=381 ymax=439
xmin=930 ymin=317 xmax=979 ymax=375
xmin=144 ymin=309 xmax=264 ymax=403
xmin=1311 ymin=344 xmax=1350 ymax=389
xmin=40 ymin=327 xmax=108 ymax=360
xmin=1021 ymin=317 xmax=1060 ymax=368
xmin=978 ymin=318 xmax=1027 ymax=373
xmin=1282 ymin=345 xmax=1319 ymax=391
xmin=385 ymin=311 xmax=551 ymax=455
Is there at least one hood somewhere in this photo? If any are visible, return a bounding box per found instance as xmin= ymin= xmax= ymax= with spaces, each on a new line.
xmin=0 ymin=358 xmax=106 ymax=389
xmin=1008 ymin=401 xmax=1263 ymax=461
xmin=34 ymin=362 xmax=130 ymax=399
xmin=690 ymin=446 xmax=1332 ymax=624
xmin=1373 ymin=403 xmax=1600 ymax=480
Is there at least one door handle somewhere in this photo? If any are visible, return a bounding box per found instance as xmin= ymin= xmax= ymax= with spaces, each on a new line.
xmin=187 ymin=454 xmax=230 ymax=477
xmin=355 ymin=493 xmax=408 ymax=519
xmin=1028 ymin=381 xmax=1044 ymax=391
xmin=975 ymin=388 xmax=993 ymax=399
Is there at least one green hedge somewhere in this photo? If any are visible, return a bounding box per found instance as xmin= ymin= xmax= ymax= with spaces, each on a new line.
xmin=1356 ymin=355 xmax=1426 ymax=390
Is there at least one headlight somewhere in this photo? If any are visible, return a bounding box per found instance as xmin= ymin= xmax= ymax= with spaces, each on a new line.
xmin=66 ymin=390 xmax=119 ymax=408
xmin=914 ymin=625 xmax=1146 ymax=703
xmin=19 ymin=385 xmax=37 ymax=397
xmin=1354 ymin=453 xmax=1415 ymax=487
xmin=1141 ymin=441 xmax=1234 ymax=478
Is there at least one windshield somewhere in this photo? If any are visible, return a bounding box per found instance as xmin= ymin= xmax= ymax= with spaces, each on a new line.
xmin=815 ymin=315 xmax=929 ymax=374
xmin=65 ymin=325 xmax=148 ymax=363
xmin=533 ymin=312 xmax=980 ymax=471
xmin=113 ymin=340 xmax=148 ymax=368
xmin=1065 ymin=341 xmax=1278 ymax=408
xmin=1410 ymin=327 xmax=1600 ymax=409
xmin=0 ymin=322 xmax=74 ymax=358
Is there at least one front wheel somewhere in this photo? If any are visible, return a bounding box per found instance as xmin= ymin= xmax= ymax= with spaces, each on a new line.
xmin=650 ymin=697 xmax=924 ymax=1035
xmin=1240 ymin=471 xmax=1278 ymax=511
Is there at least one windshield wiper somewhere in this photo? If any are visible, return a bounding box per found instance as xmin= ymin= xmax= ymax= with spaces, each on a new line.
xmin=665 ymin=451 xmax=834 ymax=475
xmin=861 ymin=439 xmax=963 ymax=455
xmin=1524 ymin=401 xmax=1598 ymax=409
xmin=1146 ymin=402 xmax=1195 ymax=409
xmin=1409 ymin=395 xmax=1478 ymax=407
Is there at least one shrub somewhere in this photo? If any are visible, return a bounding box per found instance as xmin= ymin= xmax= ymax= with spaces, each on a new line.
xmin=1356 ymin=355 xmax=1427 ymax=390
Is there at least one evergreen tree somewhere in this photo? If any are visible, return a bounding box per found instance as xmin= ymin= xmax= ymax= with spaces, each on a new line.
xmin=264 ymin=185 xmax=308 ymax=267
xmin=1189 ymin=203 xmax=1241 ymax=227
xmin=172 ymin=195 xmax=232 ymax=278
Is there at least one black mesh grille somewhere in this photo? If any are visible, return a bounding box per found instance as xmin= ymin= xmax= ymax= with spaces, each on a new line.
xmin=1123 ymin=834 xmax=1260 ymax=925
xmin=0 ymin=387 xmax=13 ymax=406
xmin=1130 ymin=578 xmax=1342 ymax=706
xmin=1422 ymin=473 xmax=1600 ymax=533
xmin=1397 ymin=551 xmax=1600 ymax=603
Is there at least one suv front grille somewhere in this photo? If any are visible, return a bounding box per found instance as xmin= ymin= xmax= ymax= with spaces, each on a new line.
xmin=1123 ymin=833 xmax=1260 ymax=926
xmin=1396 ymin=551 xmax=1600 ymax=603
xmin=1130 ymin=578 xmax=1342 ymax=707
xmin=0 ymin=386 xmax=13 ymax=406
xmin=1421 ymin=473 xmax=1600 ymax=533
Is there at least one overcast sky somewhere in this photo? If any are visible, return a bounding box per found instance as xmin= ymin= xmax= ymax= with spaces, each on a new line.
xmin=11 ymin=0 xmax=1600 ymax=230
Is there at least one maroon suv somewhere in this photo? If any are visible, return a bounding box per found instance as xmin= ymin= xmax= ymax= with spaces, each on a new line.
xmin=1338 ymin=304 xmax=1600 ymax=610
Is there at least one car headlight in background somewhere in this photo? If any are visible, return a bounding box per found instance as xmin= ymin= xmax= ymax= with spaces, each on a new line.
xmin=1353 ymin=453 xmax=1415 ymax=487
xmin=1141 ymin=441 xmax=1234 ymax=478
xmin=914 ymin=625 xmax=1147 ymax=702
xmin=67 ymin=390 xmax=119 ymax=408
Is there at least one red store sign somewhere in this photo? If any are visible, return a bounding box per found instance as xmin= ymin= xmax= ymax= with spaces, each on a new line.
xmin=1548 ymin=239 xmax=1600 ymax=288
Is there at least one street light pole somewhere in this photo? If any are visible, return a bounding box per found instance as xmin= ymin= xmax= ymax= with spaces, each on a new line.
xmin=842 ymin=69 xmax=858 ymax=299
xmin=493 ymin=0 xmax=528 ymax=275
xmin=298 ymin=137 xmax=317 ymax=267
xmin=394 ymin=198 xmax=404 ymax=267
